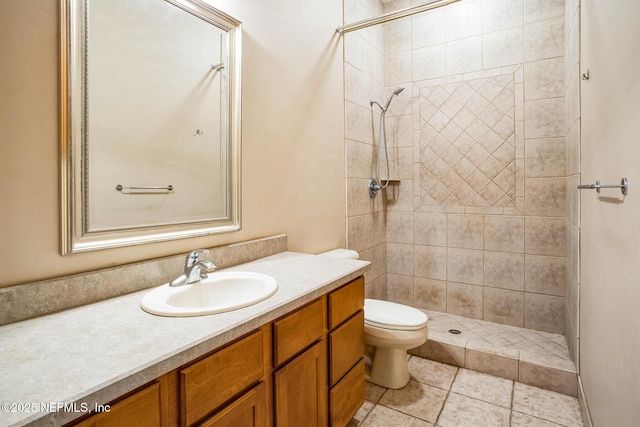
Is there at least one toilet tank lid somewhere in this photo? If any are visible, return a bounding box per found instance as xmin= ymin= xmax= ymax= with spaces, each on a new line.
xmin=364 ymin=299 xmax=428 ymax=329
xmin=317 ymin=248 xmax=359 ymax=260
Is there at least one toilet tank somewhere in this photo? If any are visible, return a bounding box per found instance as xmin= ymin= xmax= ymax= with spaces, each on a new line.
xmin=317 ymin=249 xmax=360 ymax=260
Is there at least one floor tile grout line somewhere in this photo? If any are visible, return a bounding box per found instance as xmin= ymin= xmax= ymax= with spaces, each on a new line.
xmin=511 ymin=410 xmax=568 ymax=427
xmin=433 ymin=365 xmax=460 ymax=427
xmin=356 ymin=402 xmax=373 ymax=426
xmin=510 ymin=378 xmax=516 ymax=427
xmin=374 ymin=400 xmax=433 ymax=425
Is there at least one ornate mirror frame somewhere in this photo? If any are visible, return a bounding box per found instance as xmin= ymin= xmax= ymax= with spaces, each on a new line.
xmin=60 ymin=0 xmax=242 ymax=254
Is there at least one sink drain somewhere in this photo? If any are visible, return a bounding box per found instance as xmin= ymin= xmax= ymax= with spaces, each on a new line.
xmin=448 ymin=329 xmax=462 ymax=335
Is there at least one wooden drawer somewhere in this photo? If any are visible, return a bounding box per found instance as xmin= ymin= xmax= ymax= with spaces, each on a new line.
xmin=330 ymin=359 xmax=365 ymax=427
xmin=180 ymin=330 xmax=264 ymax=426
xmin=273 ymin=298 xmax=325 ymax=367
xmin=199 ymin=382 xmax=266 ymax=427
xmin=328 ymin=310 xmax=364 ymax=386
xmin=73 ymin=381 xmax=161 ymax=427
xmin=327 ymin=277 xmax=364 ymax=330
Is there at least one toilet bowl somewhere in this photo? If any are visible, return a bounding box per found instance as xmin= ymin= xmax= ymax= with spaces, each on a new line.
xmin=317 ymin=249 xmax=429 ymax=389
xmin=364 ymin=299 xmax=428 ymax=389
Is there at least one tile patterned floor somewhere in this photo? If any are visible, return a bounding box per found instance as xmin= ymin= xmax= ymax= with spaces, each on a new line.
xmin=349 ymin=357 xmax=584 ymax=427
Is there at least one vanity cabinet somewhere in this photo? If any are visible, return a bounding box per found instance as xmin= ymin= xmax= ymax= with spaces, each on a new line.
xmin=68 ymin=276 xmax=364 ymax=427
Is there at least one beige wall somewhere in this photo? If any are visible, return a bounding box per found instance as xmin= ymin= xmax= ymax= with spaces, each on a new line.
xmin=357 ymin=0 xmax=568 ymax=334
xmin=0 ymin=0 xmax=345 ymax=287
xmin=580 ymin=0 xmax=640 ymax=425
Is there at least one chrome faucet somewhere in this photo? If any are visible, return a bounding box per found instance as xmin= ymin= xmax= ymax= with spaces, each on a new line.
xmin=170 ymin=250 xmax=216 ymax=287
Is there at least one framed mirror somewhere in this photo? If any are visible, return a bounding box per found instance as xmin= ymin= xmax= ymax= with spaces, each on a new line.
xmin=60 ymin=0 xmax=242 ymax=254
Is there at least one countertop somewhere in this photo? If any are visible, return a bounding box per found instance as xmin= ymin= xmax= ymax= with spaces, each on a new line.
xmin=0 ymin=252 xmax=370 ymax=426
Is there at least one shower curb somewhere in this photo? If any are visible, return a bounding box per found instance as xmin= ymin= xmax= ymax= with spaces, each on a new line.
xmin=409 ymin=312 xmax=578 ymax=397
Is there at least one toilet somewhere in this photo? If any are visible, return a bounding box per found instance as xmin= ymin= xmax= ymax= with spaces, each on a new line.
xmin=318 ymin=249 xmax=429 ymax=389
xmin=363 ymin=298 xmax=428 ymax=389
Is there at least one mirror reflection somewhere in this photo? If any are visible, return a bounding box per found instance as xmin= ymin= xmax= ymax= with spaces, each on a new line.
xmin=61 ymin=0 xmax=242 ymax=254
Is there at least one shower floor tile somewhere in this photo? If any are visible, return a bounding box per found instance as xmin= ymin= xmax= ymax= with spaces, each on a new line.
xmin=426 ymin=310 xmax=573 ymax=367
xmin=410 ymin=310 xmax=578 ymax=397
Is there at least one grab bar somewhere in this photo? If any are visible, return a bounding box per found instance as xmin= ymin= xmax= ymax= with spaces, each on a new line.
xmin=116 ymin=184 xmax=174 ymax=192
xmin=577 ymin=177 xmax=628 ymax=195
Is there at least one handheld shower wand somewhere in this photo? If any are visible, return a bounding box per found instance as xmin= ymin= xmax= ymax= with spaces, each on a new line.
xmin=384 ymin=87 xmax=405 ymax=111
xmin=370 ymin=87 xmax=405 ymax=112
xmin=369 ymin=87 xmax=404 ymax=197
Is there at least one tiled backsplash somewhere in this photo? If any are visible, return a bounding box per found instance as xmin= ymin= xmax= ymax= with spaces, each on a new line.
xmin=0 ymin=235 xmax=288 ymax=326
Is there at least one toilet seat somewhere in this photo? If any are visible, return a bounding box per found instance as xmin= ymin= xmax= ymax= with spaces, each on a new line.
xmin=364 ymin=299 xmax=428 ymax=331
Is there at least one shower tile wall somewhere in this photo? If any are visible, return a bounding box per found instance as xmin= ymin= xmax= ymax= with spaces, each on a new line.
xmin=345 ymin=0 xmax=388 ymax=299
xmin=417 ymin=71 xmax=518 ymax=208
xmin=345 ymin=0 xmax=568 ymax=335
xmin=564 ymin=0 xmax=581 ymax=364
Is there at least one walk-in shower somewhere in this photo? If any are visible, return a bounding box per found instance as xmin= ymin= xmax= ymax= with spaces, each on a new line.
xmin=368 ymin=87 xmax=404 ymax=198
xmin=342 ymin=0 xmax=577 ymax=402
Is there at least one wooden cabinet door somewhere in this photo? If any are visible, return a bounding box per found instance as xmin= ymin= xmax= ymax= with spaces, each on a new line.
xmin=199 ymin=383 xmax=266 ymax=427
xmin=274 ymin=340 xmax=327 ymax=427
xmin=330 ymin=359 xmax=364 ymax=427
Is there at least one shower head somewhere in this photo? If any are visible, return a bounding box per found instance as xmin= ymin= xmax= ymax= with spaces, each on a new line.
xmin=370 ymin=87 xmax=405 ymax=112
xmin=383 ymin=87 xmax=405 ymax=111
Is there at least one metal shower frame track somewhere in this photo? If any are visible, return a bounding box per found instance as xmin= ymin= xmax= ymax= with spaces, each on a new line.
xmin=336 ymin=0 xmax=462 ymax=35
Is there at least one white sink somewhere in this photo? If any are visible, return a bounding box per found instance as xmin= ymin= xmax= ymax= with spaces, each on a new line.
xmin=141 ymin=271 xmax=278 ymax=317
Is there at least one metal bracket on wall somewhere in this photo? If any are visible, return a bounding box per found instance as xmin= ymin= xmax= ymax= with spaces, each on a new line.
xmin=577 ymin=177 xmax=628 ymax=196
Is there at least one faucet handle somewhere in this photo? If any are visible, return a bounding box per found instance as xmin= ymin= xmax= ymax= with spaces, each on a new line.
xmin=185 ymin=249 xmax=209 ymax=267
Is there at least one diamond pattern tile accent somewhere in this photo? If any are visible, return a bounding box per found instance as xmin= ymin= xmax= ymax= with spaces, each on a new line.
xmin=418 ymin=74 xmax=515 ymax=208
